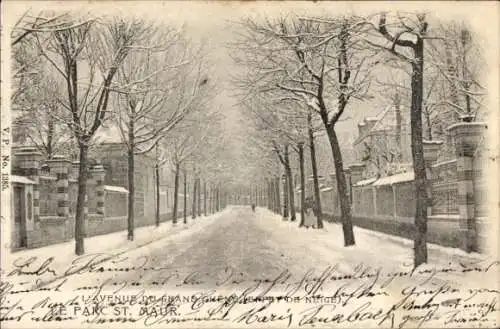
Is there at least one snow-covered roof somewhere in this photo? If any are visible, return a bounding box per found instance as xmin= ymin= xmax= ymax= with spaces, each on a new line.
xmin=422 ymin=139 xmax=444 ymax=145
xmin=447 ymin=121 xmax=487 ymax=132
xmin=355 ymin=177 xmax=377 ymax=186
xmin=104 ymin=185 xmax=129 ymax=193
xmin=372 ymin=172 xmax=414 ymax=186
xmin=11 ymin=175 xmax=35 ymax=184
xmin=94 ymin=125 xmax=122 ymax=144
xmin=432 ymin=159 xmax=457 ymax=168
xmin=354 ymin=105 xmax=408 ymax=145
xmin=39 ymin=175 xmax=56 ymax=181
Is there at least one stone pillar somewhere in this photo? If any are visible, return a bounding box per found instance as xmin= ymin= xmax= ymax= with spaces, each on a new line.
xmin=16 ymin=147 xmax=42 ymax=225
xmin=448 ymin=122 xmax=486 ymax=253
xmin=90 ymin=165 xmax=106 ymax=216
xmin=46 ymin=155 xmax=71 ymax=218
xmin=349 ymin=164 xmax=365 ymax=186
xmin=423 ymin=140 xmax=444 ymax=217
xmin=71 ymin=161 xmax=80 ymax=180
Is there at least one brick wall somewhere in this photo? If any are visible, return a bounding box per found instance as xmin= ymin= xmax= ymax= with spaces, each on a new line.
xmin=39 ymin=177 xmax=57 ymax=216
xmin=21 ymin=210 xmax=191 ymax=250
xmin=27 ymin=216 xmax=70 ymax=248
xmin=105 ymin=190 xmax=128 ymax=217
xmin=376 ymin=185 xmax=394 ymax=217
xmin=68 ymin=180 xmax=78 ymax=215
xmin=394 ymin=182 xmax=415 ymax=218
xmin=323 ymin=213 xmax=463 ymax=249
xmin=431 ymin=160 xmax=458 ymax=215
xmin=85 ymin=210 xmax=190 ymax=237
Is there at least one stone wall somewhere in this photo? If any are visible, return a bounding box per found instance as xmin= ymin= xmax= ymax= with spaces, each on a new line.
xmin=10 ymin=143 xmax=179 ymax=252
xmin=38 ymin=176 xmax=57 ymax=216
xmin=105 ymin=190 xmax=128 ymax=217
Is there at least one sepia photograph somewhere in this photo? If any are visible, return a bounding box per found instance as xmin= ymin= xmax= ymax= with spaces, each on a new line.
xmin=1 ymin=1 xmax=499 ymax=328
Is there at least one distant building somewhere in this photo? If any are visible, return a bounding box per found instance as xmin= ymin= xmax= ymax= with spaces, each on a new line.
xmin=353 ymin=104 xmax=412 ymax=178
xmin=92 ymin=126 xmax=172 ymax=219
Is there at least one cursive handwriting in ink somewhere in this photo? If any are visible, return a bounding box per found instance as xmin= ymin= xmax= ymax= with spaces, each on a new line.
xmin=8 ymin=257 xmax=56 ymax=277
xmin=298 ymin=301 xmax=386 ymax=327
xmin=233 ymin=301 xmax=293 ymax=327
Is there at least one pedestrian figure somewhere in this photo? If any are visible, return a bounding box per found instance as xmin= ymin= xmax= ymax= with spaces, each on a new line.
xmin=303 ymin=196 xmax=314 ymax=215
xmin=251 ymin=204 xmax=255 ymax=212
xmin=303 ymin=196 xmax=317 ymax=228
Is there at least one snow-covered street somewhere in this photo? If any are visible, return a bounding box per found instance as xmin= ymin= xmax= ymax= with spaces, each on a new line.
xmin=2 ymin=206 xmax=498 ymax=328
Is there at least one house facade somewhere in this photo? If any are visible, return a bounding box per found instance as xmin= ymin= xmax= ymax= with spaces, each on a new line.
xmin=353 ymin=104 xmax=412 ymax=178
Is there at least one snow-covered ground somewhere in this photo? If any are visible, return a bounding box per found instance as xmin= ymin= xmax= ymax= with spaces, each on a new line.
xmin=1 ymin=206 xmax=498 ymax=328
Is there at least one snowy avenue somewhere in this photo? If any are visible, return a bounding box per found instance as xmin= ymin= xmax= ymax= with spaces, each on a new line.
xmin=2 ymin=207 xmax=498 ymax=328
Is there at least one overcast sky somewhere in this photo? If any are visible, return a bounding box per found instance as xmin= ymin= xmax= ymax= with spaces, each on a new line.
xmin=3 ymin=1 xmax=498 ymax=174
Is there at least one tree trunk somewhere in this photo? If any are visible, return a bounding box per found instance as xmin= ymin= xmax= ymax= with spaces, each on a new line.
xmin=268 ymin=179 xmax=274 ymax=211
xmin=267 ymin=179 xmax=272 ymax=210
xmin=411 ymin=38 xmax=428 ymax=268
xmin=211 ymin=186 xmax=214 ymax=214
xmin=282 ymin=174 xmax=289 ymax=219
xmin=155 ymin=162 xmax=160 ymax=227
xmin=444 ymin=40 xmax=460 ymax=122
xmin=198 ymin=177 xmax=202 ymax=217
xmin=74 ymin=142 xmax=88 ymax=255
xmin=192 ymin=173 xmax=197 ymax=219
xmin=325 ymin=124 xmax=355 ymax=246
xmin=298 ymin=143 xmax=306 ymax=227
xmin=285 ymin=146 xmax=296 ymax=221
xmin=127 ymin=140 xmax=135 ymax=241
xmin=203 ymin=180 xmax=207 ymax=216
xmin=47 ymin=118 xmax=54 ymax=159
xmin=216 ymin=186 xmax=220 ymax=212
xmin=308 ymin=115 xmax=323 ymax=229
xmin=172 ymin=163 xmax=179 ymax=224
xmin=207 ymin=186 xmax=211 ymax=214
xmin=222 ymin=190 xmax=226 ymax=209
xmin=274 ymin=176 xmax=281 ymax=215
xmin=183 ymin=169 xmax=187 ymax=224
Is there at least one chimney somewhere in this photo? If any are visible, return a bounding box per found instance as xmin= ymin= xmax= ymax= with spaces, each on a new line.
xmin=358 ymin=122 xmax=367 ymax=136
xmin=365 ymin=117 xmax=377 ymax=132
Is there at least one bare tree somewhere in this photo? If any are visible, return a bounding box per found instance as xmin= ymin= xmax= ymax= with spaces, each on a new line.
xmin=426 ymin=22 xmax=486 ymax=122
xmin=361 ymin=12 xmax=432 ymax=267
xmin=11 ymin=64 xmax=74 ymax=157
xmin=33 ymin=14 xmax=154 ymax=255
xmin=165 ymin=107 xmax=220 ymax=224
xmin=233 ymin=15 xmax=376 ymax=244
xmin=113 ymin=30 xmax=209 ymax=240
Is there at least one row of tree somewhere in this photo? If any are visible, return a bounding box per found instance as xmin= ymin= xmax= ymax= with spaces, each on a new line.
xmin=11 ymin=11 xmax=225 ymax=255
xmin=231 ymin=12 xmax=485 ymax=268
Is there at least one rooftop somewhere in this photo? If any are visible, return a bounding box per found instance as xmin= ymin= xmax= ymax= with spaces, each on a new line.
xmin=354 ymin=105 xmax=408 ymax=146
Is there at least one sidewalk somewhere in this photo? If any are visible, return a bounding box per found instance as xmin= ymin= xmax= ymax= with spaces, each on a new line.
xmin=2 ymin=210 xmax=226 ymax=282
xmin=261 ymin=208 xmax=494 ymax=285
xmin=290 ymin=210 xmax=488 ymax=263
